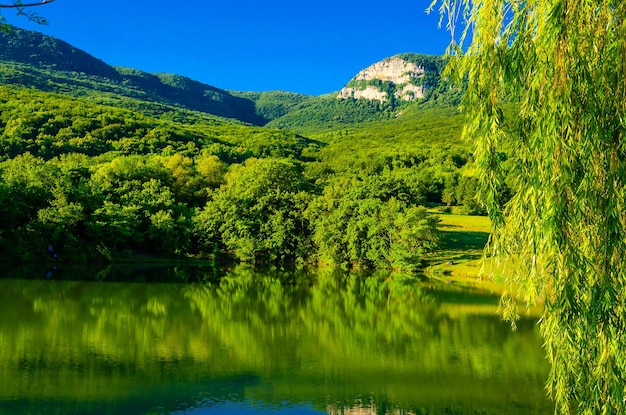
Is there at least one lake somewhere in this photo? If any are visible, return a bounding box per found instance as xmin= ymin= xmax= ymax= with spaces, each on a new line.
xmin=0 ymin=265 xmax=553 ymax=414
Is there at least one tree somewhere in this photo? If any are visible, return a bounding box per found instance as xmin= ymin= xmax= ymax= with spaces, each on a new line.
xmin=432 ymin=0 xmax=626 ymax=412
xmin=0 ymin=1 xmax=55 ymax=32
xmin=194 ymin=158 xmax=311 ymax=263
xmin=305 ymin=175 xmax=439 ymax=270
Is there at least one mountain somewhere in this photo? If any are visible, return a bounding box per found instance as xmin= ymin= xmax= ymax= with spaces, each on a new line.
xmin=0 ymin=27 xmax=457 ymax=130
xmin=337 ymin=53 xmax=446 ymax=104
xmin=263 ymin=54 xmax=457 ymax=133
xmin=0 ymin=25 xmax=121 ymax=79
xmin=0 ymin=27 xmax=266 ymax=125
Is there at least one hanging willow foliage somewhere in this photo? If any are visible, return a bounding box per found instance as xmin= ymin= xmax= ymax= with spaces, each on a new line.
xmin=431 ymin=0 xmax=626 ymax=413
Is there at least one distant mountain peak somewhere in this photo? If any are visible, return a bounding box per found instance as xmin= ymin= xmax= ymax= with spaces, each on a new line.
xmin=337 ymin=54 xmax=443 ymax=103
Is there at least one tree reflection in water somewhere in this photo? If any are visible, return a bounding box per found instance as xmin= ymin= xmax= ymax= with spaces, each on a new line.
xmin=0 ymin=266 xmax=552 ymax=414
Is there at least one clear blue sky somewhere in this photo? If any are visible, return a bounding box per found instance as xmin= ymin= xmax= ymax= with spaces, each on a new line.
xmin=4 ymin=1 xmax=451 ymax=96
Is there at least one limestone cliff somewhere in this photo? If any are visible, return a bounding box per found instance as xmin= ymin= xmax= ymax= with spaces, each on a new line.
xmin=337 ymin=54 xmax=442 ymax=103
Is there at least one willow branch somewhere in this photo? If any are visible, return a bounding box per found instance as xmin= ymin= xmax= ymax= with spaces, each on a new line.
xmin=0 ymin=0 xmax=54 ymax=8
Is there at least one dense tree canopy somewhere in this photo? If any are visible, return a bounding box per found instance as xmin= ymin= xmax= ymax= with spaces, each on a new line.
xmin=434 ymin=0 xmax=626 ymax=412
xmin=0 ymin=84 xmax=484 ymax=269
xmin=0 ymin=26 xmax=496 ymax=272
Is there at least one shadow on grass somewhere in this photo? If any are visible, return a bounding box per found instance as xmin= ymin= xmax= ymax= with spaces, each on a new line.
xmin=439 ymin=230 xmax=490 ymax=251
xmin=447 ymin=252 xmax=484 ymax=262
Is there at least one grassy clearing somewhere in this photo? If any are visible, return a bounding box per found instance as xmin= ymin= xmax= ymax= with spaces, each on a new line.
xmin=424 ymin=210 xmax=545 ymax=319
xmin=425 ymin=209 xmax=506 ymax=292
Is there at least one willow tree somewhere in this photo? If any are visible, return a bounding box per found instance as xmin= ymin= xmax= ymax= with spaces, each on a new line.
xmin=431 ymin=0 xmax=626 ymax=413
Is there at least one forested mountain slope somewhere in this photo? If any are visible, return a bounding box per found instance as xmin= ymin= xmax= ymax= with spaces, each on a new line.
xmin=0 ymin=27 xmax=458 ymax=129
xmin=0 ymin=25 xmax=119 ymax=79
xmin=263 ymin=53 xmax=460 ymax=133
xmin=0 ymin=27 xmax=264 ymax=124
xmin=0 ymin=27 xmax=496 ymax=271
xmin=0 ymin=85 xmax=317 ymax=162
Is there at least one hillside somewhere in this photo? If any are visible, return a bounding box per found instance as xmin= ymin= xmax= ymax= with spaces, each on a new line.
xmin=265 ymin=54 xmax=460 ymax=133
xmin=0 ymin=27 xmax=266 ymax=124
xmin=0 ymin=26 xmax=497 ymax=270
xmin=0 ymin=85 xmax=318 ymax=162
xmin=0 ymin=27 xmax=459 ymax=129
xmin=0 ymin=25 xmax=120 ymax=79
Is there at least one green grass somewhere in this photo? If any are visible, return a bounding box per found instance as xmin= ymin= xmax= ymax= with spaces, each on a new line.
xmin=425 ymin=209 xmax=506 ymax=292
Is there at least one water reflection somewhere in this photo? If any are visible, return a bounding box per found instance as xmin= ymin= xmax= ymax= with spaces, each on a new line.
xmin=0 ymin=267 xmax=552 ymax=414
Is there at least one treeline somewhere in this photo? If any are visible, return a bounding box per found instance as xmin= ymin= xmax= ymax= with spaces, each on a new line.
xmin=0 ymin=86 xmax=506 ymax=271
xmin=0 ymin=152 xmax=441 ymax=271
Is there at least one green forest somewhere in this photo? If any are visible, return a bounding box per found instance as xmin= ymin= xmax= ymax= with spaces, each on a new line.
xmin=0 ymin=85 xmax=495 ymax=270
xmin=3 ymin=0 xmax=626 ymax=412
xmin=0 ymin=27 xmax=513 ymax=273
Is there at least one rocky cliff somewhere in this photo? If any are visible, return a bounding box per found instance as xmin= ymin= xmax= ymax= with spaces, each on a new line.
xmin=337 ymin=54 xmax=443 ymax=103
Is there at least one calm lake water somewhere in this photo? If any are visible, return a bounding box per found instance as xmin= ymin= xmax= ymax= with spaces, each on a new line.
xmin=0 ymin=265 xmax=553 ymax=415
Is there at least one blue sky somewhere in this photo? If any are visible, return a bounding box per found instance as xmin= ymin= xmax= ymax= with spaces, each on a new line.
xmin=3 ymin=1 xmax=452 ymax=95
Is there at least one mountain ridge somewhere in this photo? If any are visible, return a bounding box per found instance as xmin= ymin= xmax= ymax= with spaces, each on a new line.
xmin=0 ymin=27 xmax=267 ymax=125
xmin=0 ymin=26 xmax=454 ymax=128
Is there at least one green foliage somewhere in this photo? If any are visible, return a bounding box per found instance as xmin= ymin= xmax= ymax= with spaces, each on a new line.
xmin=305 ymin=175 xmax=439 ymax=270
xmin=194 ymin=157 xmax=311 ymax=263
xmin=0 ymin=79 xmax=480 ymax=270
xmin=265 ymin=95 xmax=399 ymax=132
xmin=0 ymin=85 xmax=315 ymax=162
xmin=233 ymin=90 xmax=312 ymax=122
xmin=242 ymin=81 xmax=459 ymax=131
xmin=454 ymin=175 xmax=486 ymax=215
xmin=0 ymin=28 xmax=493 ymax=271
xmin=0 ymin=26 xmax=119 ymax=78
xmin=436 ymin=0 xmax=626 ymax=412
xmin=88 ymin=156 xmax=192 ymax=255
xmin=0 ymin=153 xmax=54 ymax=256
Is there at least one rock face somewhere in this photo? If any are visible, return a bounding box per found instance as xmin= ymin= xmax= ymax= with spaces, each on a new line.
xmin=337 ymin=84 xmax=388 ymax=101
xmin=353 ymin=56 xmax=423 ymax=84
xmin=337 ymin=55 xmax=431 ymax=103
xmin=396 ymin=83 xmax=424 ymax=101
